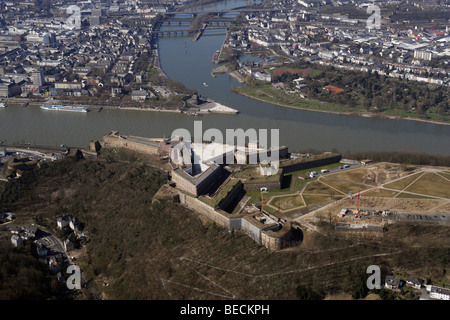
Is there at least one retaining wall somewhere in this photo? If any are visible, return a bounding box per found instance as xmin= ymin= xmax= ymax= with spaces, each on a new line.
xmin=241 ymin=217 xmax=262 ymax=244
xmin=280 ymin=155 xmax=342 ymax=174
xmin=181 ymin=192 xmax=232 ymax=229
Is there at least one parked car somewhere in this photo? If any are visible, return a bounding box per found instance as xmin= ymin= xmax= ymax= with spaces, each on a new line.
xmin=343 ymin=164 xmax=350 ymax=168
xmin=309 ymin=171 xmax=318 ymax=178
xmin=321 ymin=169 xmax=329 ymax=173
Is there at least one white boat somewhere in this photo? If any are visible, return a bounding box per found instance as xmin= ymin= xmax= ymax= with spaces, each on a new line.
xmin=40 ymin=104 xmax=88 ymax=113
xmin=203 ymin=82 xmax=208 ymax=87
xmin=0 ymin=103 xmax=6 ymax=108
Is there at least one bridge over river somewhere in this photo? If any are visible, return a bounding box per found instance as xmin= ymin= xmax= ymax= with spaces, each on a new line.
xmin=153 ymin=24 xmax=229 ymax=37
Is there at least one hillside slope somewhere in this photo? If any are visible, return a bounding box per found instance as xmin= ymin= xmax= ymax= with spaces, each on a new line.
xmin=1 ymin=156 xmax=449 ymax=300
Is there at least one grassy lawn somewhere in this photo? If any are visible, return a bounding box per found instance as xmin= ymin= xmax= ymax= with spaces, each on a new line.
xmin=302 ymin=194 xmax=332 ymax=206
xmin=234 ymin=168 xmax=281 ymax=184
xmin=241 ymin=164 xmax=450 ymax=212
xmin=437 ymin=172 xmax=450 ymax=180
xmin=284 ymin=162 xmax=344 ymax=177
xmin=404 ymin=172 xmax=450 ymax=198
xmin=268 ymin=194 xmax=305 ymax=211
xmin=303 ymin=180 xmax=339 ymax=195
xmin=148 ymin=67 xmax=159 ymax=77
xmin=233 ymin=84 xmax=366 ymax=114
xmin=364 ymin=188 xmax=400 ymax=198
xmin=293 ymin=177 xmax=308 ymax=191
xmin=234 ymin=84 xmax=450 ymax=124
xmin=246 ymin=184 xmax=301 ymax=206
xmin=199 ymin=179 xmax=241 ymax=208
xmin=383 ymin=172 xmax=424 ymax=191
xmin=320 ymin=177 xmax=370 ymax=195
xmin=326 ymin=168 xmax=367 ymax=183
xmin=395 ymin=192 xmax=436 ymax=199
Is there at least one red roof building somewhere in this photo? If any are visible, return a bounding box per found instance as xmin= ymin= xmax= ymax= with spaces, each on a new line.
xmin=324 ymin=85 xmax=345 ymax=93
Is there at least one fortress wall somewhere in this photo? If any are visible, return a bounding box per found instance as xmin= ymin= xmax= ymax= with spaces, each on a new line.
xmin=102 ymin=136 xmax=159 ymax=154
xmin=281 ymin=155 xmax=342 ymax=174
xmin=229 ymin=218 xmax=242 ymax=232
xmin=241 ymin=218 xmax=262 ymax=244
xmin=261 ymin=223 xmax=300 ymax=251
xmin=181 ymin=193 xmax=234 ymax=230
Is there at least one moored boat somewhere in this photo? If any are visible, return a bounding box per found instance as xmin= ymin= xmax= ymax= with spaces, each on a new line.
xmin=40 ymin=104 xmax=88 ymax=112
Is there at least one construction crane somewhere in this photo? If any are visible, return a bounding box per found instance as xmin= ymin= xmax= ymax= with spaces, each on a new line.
xmin=350 ymin=190 xmax=362 ymax=217
xmin=261 ymin=189 xmax=264 ymax=213
xmin=349 ymin=186 xmax=378 ymax=218
xmin=260 ymin=187 xmax=267 ymax=212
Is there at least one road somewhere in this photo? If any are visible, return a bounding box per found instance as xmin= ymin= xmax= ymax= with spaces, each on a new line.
xmin=4 ymin=223 xmax=101 ymax=300
xmin=40 ymin=226 xmax=102 ymax=300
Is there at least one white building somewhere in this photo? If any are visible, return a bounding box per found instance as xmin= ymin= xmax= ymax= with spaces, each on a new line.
xmin=253 ymin=71 xmax=271 ymax=82
xmin=11 ymin=234 xmax=23 ymax=247
xmin=64 ymin=239 xmax=75 ymax=251
xmin=414 ymin=50 xmax=433 ymax=61
xmin=430 ymin=286 xmax=450 ymax=300
xmin=57 ymin=215 xmax=72 ymax=229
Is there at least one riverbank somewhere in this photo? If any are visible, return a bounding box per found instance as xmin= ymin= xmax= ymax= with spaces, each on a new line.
xmin=232 ymin=85 xmax=450 ymax=126
xmin=14 ymin=100 xmax=183 ymax=113
xmin=198 ymin=99 xmax=239 ymax=114
xmin=10 ymin=97 xmax=238 ymax=115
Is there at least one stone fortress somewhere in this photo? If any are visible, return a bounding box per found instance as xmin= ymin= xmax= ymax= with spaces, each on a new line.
xmin=99 ymin=131 xmax=341 ymax=251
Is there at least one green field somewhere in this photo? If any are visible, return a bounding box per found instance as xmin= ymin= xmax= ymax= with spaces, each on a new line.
xmin=302 ymin=194 xmax=332 ymax=206
xmin=383 ymin=172 xmax=424 ymax=191
xmin=303 ymin=180 xmax=339 ymax=195
xmin=320 ymin=177 xmax=370 ymax=195
xmin=234 ymin=83 xmax=449 ymax=124
xmin=437 ymin=172 xmax=450 ymax=180
xmin=326 ymin=168 xmax=367 ymax=184
xmin=245 ymin=162 xmax=450 ymax=213
xmin=363 ymin=188 xmax=400 ymax=198
xmin=233 ymin=84 xmax=365 ymax=114
xmin=268 ymin=195 xmax=305 ymax=211
xmin=395 ymin=193 xmax=436 ymax=199
xmin=404 ymin=172 xmax=450 ymax=199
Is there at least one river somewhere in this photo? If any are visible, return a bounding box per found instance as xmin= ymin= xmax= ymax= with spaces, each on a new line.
xmin=0 ymin=0 xmax=448 ymax=155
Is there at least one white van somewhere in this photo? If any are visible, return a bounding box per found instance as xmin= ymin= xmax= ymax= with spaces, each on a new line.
xmin=309 ymin=171 xmax=318 ymax=178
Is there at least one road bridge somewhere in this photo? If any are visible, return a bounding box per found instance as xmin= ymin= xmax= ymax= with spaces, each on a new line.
xmin=172 ymin=7 xmax=284 ymax=15
xmin=153 ymin=25 xmax=228 ymax=37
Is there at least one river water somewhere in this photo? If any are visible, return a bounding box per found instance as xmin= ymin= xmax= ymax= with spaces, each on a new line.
xmin=0 ymin=0 xmax=449 ymax=155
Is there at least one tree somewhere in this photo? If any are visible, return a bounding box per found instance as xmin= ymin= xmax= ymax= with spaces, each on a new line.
xmin=296 ymin=285 xmax=320 ymax=300
xmin=352 ymin=282 xmax=368 ymax=300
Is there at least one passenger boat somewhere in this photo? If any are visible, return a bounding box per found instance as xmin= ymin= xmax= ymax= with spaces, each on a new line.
xmin=40 ymin=104 xmax=88 ymax=112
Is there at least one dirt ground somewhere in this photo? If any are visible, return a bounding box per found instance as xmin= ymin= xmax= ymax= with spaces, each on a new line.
xmin=308 ymin=163 xmax=449 ymax=218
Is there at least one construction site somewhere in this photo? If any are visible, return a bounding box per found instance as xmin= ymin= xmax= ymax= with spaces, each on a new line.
xmin=300 ymin=162 xmax=450 ymax=236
